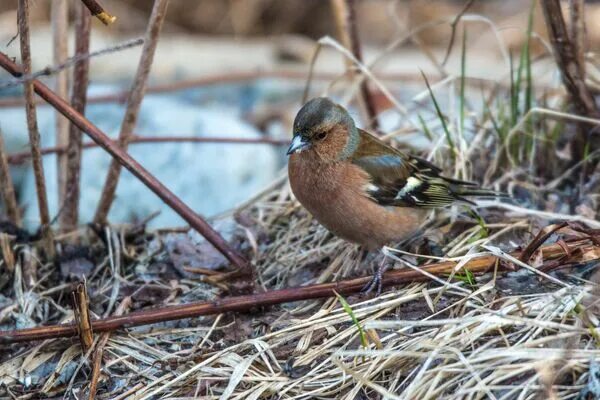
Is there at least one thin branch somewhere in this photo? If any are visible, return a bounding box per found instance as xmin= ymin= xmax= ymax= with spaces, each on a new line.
xmin=0 ymin=129 xmax=21 ymax=225
xmin=88 ymin=297 xmax=131 ymax=400
xmin=94 ymin=0 xmax=169 ymax=224
xmin=51 ymin=0 xmax=69 ymax=211
xmin=0 ymin=238 xmax=596 ymax=343
xmin=346 ymin=0 xmax=379 ymax=131
xmin=0 ymin=51 xmax=251 ymax=274
xmin=569 ymin=0 xmax=586 ymax=80
xmin=7 ymin=135 xmax=290 ymax=165
xmin=80 ymin=0 xmax=116 ymax=26
xmin=541 ymin=0 xmax=599 ymax=165
xmin=18 ymin=0 xmax=54 ymax=255
xmin=441 ymin=0 xmax=476 ymax=66
xmin=0 ymin=38 xmax=143 ymax=90
xmin=62 ymin=1 xmax=91 ymax=232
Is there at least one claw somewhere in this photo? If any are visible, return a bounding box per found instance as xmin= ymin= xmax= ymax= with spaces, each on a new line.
xmin=361 ymin=256 xmax=389 ymax=296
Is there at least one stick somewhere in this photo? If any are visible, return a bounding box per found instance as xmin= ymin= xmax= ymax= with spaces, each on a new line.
xmin=541 ymin=0 xmax=599 ymax=166
xmin=0 ymin=129 xmax=21 ymax=225
xmin=7 ymin=135 xmax=290 ymax=165
xmin=87 ymin=297 xmax=131 ymax=400
xmin=72 ymin=282 xmax=93 ymax=351
xmin=0 ymin=51 xmax=251 ymax=274
xmin=62 ymin=1 xmax=91 ymax=232
xmin=51 ymin=0 xmax=69 ymax=211
xmin=18 ymin=0 xmax=54 ymax=256
xmin=94 ymin=0 xmax=169 ymax=224
xmin=0 ymin=238 xmax=596 ymax=344
xmin=80 ymin=0 xmax=116 ymax=25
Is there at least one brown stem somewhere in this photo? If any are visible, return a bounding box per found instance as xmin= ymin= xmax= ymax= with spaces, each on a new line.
xmin=51 ymin=0 xmax=69 ymax=212
xmin=541 ymin=0 xmax=599 ymax=166
xmin=72 ymin=282 xmax=93 ymax=351
xmin=569 ymin=0 xmax=586 ymax=75
xmin=0 ymin=238 xmax=596 ymax=344
xmin=0 ymin=70 xmax=429 ymax=109
xmin=6 ymin=135 xmax=290 ymax=165
xmin=62 ymin=1 xmax=91 ymax=232
xmin=18 ymin=0 xmax=54 ymax=256
xmin=80 ymin=0 xmax=116 ymax=25
xmin=88 ymin=297 xmax=131 ymax=400
xmin=345 ymin=0 xmax=379 ymax=131
xmin=0 ymin=129 xmax=21 ymax=225
xmin=0 ymin=51 xmax=251 ymax=274
xmin=94 ymin=0 xmax=169 ymax=224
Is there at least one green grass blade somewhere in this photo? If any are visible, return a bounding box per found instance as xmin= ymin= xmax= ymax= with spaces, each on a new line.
xmin=334 ymin=291 xmax=368 ymax=349
xmin=421 ymin=70 xmax=456 ymax=161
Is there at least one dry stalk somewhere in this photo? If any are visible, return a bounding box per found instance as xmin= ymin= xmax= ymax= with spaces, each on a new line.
xmin=330 ymin=0 xmax=379 ymax=130
xmin=17 ymin=0 xmax=54 ymax=256
xmin=62 ymin=1 xmax=91 ymax=232
xmin=88 ymin=296 xmax=132 ymax=400
xmin=72 ymin=282 xmax=94 ymax=351
xmin=0 ymin=50 xmax=251 ymax=274
xmin=80 ymin=0 xmax=116 ymax=25
xmin=0 ymin=129 xmax=21 ymax=225
xmin=7 ymin=135 xmax=289 ymax=165
xmin=94 ymin=0 xmax=169 ymax=224
xmin=0 ymin=238 xmax=597 ymax=344
xmin=569 ymin=0 xmax=586 ymax=74
xmin=541 ymin=0 xmax=600 ymax=165
xmin=51 ymin=0 xmax=69 ymax=208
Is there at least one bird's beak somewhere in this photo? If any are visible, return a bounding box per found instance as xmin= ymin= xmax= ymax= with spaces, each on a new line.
xmin=286 ymin=135 xmax=310 ymax=155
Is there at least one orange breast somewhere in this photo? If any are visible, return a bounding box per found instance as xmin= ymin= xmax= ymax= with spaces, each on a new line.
xmin=288 ymin=154 xmax=426 ymax=249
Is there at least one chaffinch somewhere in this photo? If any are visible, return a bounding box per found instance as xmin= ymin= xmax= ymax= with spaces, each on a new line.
xmin=287 ymin=97 xmax=503 ymax=293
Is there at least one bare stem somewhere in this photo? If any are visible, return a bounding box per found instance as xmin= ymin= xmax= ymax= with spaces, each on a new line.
xmin=51 ymin=0 xmax=69 ymax=211
xmin=0 ymin=50 xmax=251 ymax=274
xmin=17 ymin=0 xmax=54 ymax=255
xmin=0 ymin=238 xmax=596 ymax=344
xmin=541 ymin=0 xmax=599 ymax=165
xmin=7 ymin=135 xmax=290 ymax=165
xmin=80 ymin=0 xmax=116 ymax=25
xmin=94 ymin=0 xmax=169 ymax=224
xmin=62 ymin=1 xmax=91 ymax=232
xmin=0 ymin=129 xmax=21 ymax=225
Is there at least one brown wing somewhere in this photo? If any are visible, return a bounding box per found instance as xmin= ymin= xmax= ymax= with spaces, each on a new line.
xmin=350 ymin=129 xmax=498 ymax=208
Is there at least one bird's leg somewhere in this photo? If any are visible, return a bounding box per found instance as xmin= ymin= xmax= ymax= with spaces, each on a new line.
xmin=361 ymin=254 xmax=389 ymax=296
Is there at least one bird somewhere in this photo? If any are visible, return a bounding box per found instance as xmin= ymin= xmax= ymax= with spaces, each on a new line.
xmin=287 ymin=97 xmax=505 ymax=294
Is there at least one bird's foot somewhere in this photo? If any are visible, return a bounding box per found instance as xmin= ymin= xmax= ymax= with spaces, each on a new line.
xmin=361 ymin=257 xmax=389 ymax=296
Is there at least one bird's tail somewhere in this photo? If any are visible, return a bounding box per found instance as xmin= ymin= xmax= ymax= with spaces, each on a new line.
xmin=443 ymin=177 xmax=509 ymax=204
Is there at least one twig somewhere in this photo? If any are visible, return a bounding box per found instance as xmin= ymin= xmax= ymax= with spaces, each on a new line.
xmin=72 ymin=282 xmax=93 ymax=351
xmin=331 ymin=0 xmax=379 ymax=130
xmin=62 ymin=1 xmax=91 ymax=232
xmin=0 ymin=38 xmax=143 ymax=90
xmin=88 ymin=296 xmax=131 ymax=400
xmin=0 ymin=129 xmax=21 ymax=225
xmin=569 ymin=0 xmax=586 ymax=75
xmin=94 ymin=0 xmax=169 ymax=224
xmin=541 ymin=0 xmax=600 ymax=166
xmin=80 ymin=0 xmax=116 ymax=26
xmin=441 ymin=0 xmax=476 ymax=66
xmin=0 ymin=51 xmax=251 ymax=275
xmin=0 ymin=238 xmax=597 ymax=344
xmin=18 ymin=0 xmax=54 ymax=256
xmin=6 ymin=135 xmax=289 ymax=165
xmin=51 ymin=0 xmax=69 ymax=210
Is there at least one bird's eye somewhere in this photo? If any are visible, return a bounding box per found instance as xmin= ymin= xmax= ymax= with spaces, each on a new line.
xmin=315 ymin=132 xmax=327 ymax=140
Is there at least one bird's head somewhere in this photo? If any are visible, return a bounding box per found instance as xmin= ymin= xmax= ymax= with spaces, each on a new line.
xmin=287 ymin=97 xmax=359 ymax=162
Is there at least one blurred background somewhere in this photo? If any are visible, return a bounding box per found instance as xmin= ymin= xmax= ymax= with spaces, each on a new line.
xmin=1 ymin=0 xmax=599 ymax=229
